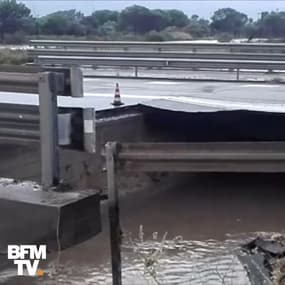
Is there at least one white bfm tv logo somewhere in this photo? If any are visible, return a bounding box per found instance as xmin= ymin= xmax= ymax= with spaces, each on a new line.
xmin=8 ymin=245 xmax=46 ymax=276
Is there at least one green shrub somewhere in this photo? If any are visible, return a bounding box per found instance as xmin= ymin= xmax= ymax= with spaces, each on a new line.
xmin=3 ymin=32 xmax=27 ymax=44
xmin=217 ymin=32 xmax=233 ymax=42
xmin=145 ymin=31 xmax=166 ymax=41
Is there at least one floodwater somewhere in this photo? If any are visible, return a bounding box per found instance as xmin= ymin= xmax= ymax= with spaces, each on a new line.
xmin=2 ymin=173 xmax=285 ymax=285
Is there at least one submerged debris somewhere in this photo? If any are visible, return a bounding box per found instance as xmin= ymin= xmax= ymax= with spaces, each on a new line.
xmin=0 ymin=178 xmax=42 ymax=191
xmin=238 ymin=236 xmax=285 ymax=285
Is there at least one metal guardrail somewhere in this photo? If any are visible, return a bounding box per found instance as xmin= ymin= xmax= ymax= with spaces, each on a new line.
xmin=28 ymin=49 xmax=285 ymax=62
xmin=36 ymin=55 xmax=285 ymax=69
xmin=30 ymin=40 xmax=285 ymax=80
xmin=36 ymin=56 xmax=285 ymax=80
xmin=0 ymin=104 xmax=39 ymax=144
xmin=0 ymin=103 xmax=95 ymax=153
xmin=105 ymin=140 xmax=285 ymax=284
xmin=113 ymin=142 xmax=285 ymax=172
xmin=0 ymin=66 xmax=95 ymax=189
xmin=0 ymin=72 xmax=39 ymax=93
xmin=0 ymin=65 xmax=83 ymax=96
xmin=30 ymin=40 xmax=285 ymax=53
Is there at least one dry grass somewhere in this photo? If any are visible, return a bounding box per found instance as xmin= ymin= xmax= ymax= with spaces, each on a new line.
xmin=273 ymin=259 xmax=285 ymax=284
xmin=0 ymin=48 xmax=29 ymax=65
xmin=128 ymin=225 xmax=168 ymax=285
xmin=270 ymin=234 xmax=285 ymax=285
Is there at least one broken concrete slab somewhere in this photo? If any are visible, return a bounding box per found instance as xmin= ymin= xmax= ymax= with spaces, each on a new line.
xmin=238 ymin=253 xmax=272 ymax=285
xmin=254 ymin=237 xmax=285 ymax=257
xmin=238 ymin=237 xmax=285 ymax=285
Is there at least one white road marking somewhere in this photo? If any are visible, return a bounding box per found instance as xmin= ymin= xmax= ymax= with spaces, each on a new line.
xmin=241 ymin=84 xmax=282 ymax=88
xmin=84 ymin=120 xmax=94 ymax=133
xmin=146 ymin=81 xmax=180 ymax=85
xmin=84 ymin=78 xmax=102 ymax=82
xmin=167 ymin=96 xmax=285 ymax=113
xmin=85 ymin=92 xmax=163 ymax=99
xmin=84 ymin=92 xmax=285 ymax=113
xmin=0 ymin=90 xmax=284 ymax=113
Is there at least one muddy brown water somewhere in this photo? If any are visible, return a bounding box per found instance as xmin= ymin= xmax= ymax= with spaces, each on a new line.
xmin=2 ymin=173 xmax=285 ymax=285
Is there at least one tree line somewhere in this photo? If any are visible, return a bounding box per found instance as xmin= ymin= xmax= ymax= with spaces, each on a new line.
xmin=1 ymin=0 xmax=285 ymax=43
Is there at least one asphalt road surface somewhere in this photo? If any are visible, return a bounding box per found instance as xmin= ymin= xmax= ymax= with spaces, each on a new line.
xmin=1 ymin=78 xmax=285 ymax=112
xmin=85 ymin=66 xmax=285 ymax=82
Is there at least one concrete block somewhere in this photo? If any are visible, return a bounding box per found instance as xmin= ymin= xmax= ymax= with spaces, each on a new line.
xmin=0 ymin=180 xmax=101 ymax=253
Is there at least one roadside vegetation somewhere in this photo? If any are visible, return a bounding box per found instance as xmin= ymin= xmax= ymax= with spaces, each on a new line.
xmin=0 ymin=49 xmax=27 ymax=65
xmin=1 ymin=0 xmax=285 ymax=44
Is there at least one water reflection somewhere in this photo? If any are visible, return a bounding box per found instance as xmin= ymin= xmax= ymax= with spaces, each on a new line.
xmin=1 ymin=235 xmax=254 ymax=285
xmin=3 ymin=173 xmax=285 ymax=284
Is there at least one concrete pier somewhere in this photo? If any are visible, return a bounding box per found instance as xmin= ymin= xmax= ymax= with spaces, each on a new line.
xmin=0 ymin=180 xmax=101 ymax=252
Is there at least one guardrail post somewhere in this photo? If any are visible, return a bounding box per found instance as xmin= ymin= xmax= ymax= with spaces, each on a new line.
xmin=134 ymin=66 xmax=138 ymax=78
xmin=106 ymin=142 xmax=122 ymax=285
xmin=236 ymin=68 xmax=240 ymax=81
xmin=83 ymin=108 xmax=96 ymax=153
xmin=70 ymin=67 xmax=84 ymax=97
xmin=39 ymin=72 xmax=63 ymax=189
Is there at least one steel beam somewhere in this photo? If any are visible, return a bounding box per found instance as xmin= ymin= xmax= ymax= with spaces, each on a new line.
xmin=113 ymin=142 xmax=285 ymax=173
xmin=0 ymin=72 xmax=39 ymax=93
xmin=106 ymin=142 xmax=122 ymax=285
xmin=36 ymin=56 xmax=285 ymax=71
xmin=28 ymin=49 xmax=285 ymax=61
xmin=0 ymin=103 xmax=96 ymax=153
xmin=0 ymin=126 xmax=39 ymax=138
xmin=105 ymin=140 xmax=285 ymax=285
xmin=0 ymin=66 xmax=83 ymax=97
xmin=29 ymin=40 xmax=285 ymax=54
xmin=0 ymin=111 xmax=39 ymax=122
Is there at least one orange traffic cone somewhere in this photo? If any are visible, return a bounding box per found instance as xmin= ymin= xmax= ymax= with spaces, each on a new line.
xmin=112 ymin=83 xmax=124 ymax=106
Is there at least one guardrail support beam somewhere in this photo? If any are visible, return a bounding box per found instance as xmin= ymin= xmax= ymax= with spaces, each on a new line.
xmin=236 ymin=68 xmax=240 ymax=81
xmin=106 ymin=142 xmax=122 ymax=285
xmin=83 ymin=108 xmax=96 ymax=153
xmin=70 ymin=67 xmax=84 ymax=97
xmin=134 ymin=66 xmax=138 ymax=78
xmin=39 ymin=72 xmax=62 ymax=189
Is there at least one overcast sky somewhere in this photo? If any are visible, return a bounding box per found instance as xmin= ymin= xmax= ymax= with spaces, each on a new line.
xmin=20 ymin=1 xmax=285 ymax=19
